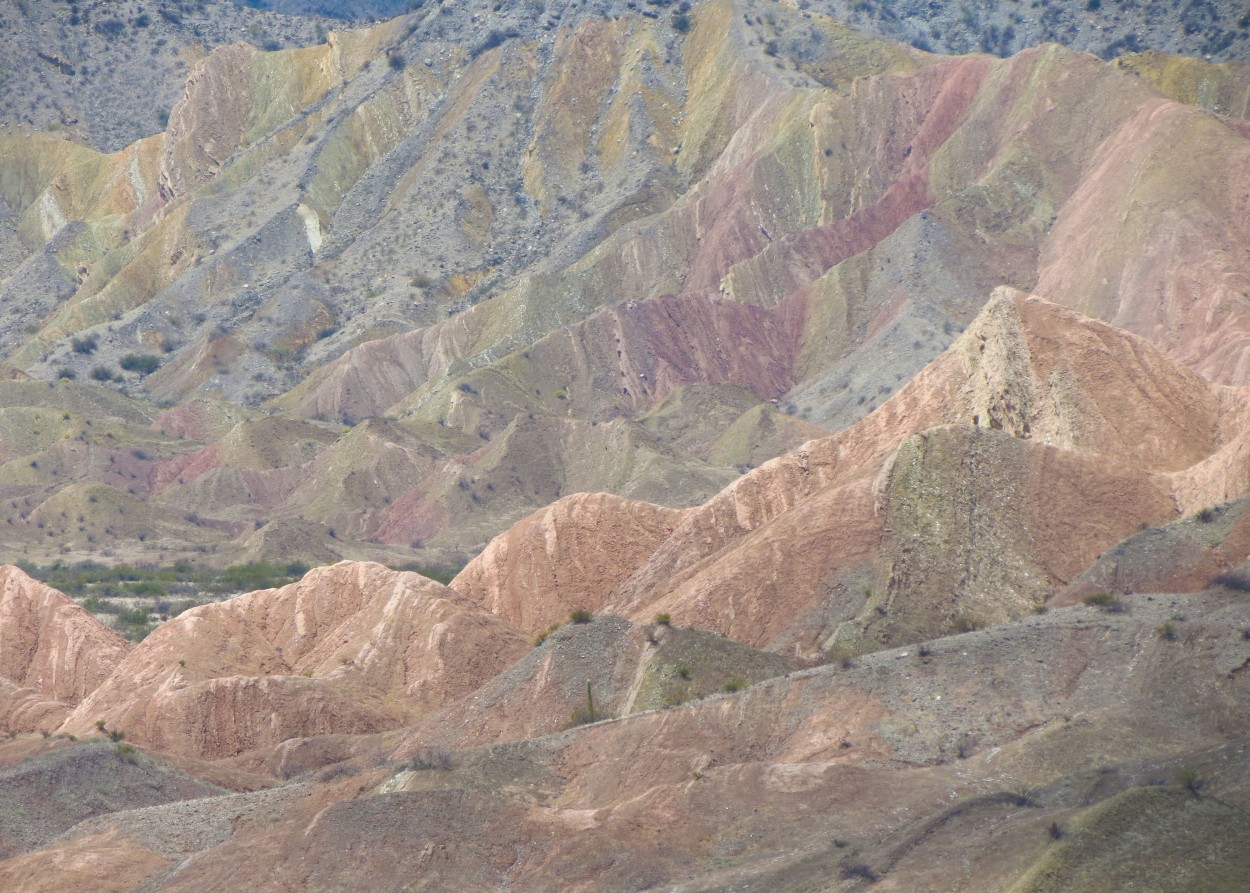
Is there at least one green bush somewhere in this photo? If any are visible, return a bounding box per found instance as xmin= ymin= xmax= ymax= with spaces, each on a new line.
xmin=1082 ymin=593 xmax=1126 ymax=613
xmin=119 ymin=354 xmax=161 ymax=375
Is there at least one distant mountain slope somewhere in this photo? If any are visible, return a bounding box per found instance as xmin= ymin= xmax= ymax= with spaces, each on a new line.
xmin=462 ymin=289 xmax=1250 ymax=656
xmin=232 ymin=0 xmax=419 ymax=20
xmin=0 ymin=0 xmax=1247 ymax=568
xmin=232 ymin=0 xmax=1250 ymax=61
xmin=0 ymin=0 xmax=329 ymax=152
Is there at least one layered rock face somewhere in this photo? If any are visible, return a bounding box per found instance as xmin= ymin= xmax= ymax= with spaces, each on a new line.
xmin=451 ymin=493 xmax=688 ymax=633
xmin=0 ymin=567 xmax=130 ymax=732
xmin=0 ymin=3 xmax=1248 ymax=890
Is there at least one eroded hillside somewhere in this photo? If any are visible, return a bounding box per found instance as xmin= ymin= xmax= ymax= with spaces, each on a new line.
xmin=0 ymin=0 xmax=1248 ymax=571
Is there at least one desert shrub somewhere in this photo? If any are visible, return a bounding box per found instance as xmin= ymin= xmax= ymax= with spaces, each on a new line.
xmin=1006 ymin=785 xmax=1042 ymax=808
xmin=212 ymin=561 xmax=307 ymax=593
xmin=949 ymin=614 xmax=985 ymax=633
xmin=119 ymin=354 xmax=161 ymax=375
xmin=318 ymin=764 xmax=361 ymax=782
xmin=839 ymin=862 xmax=879 ymax=881
xmin=1210 ymin=570 xmax=1250 ymax=591
xmin=956 ymin=734 xmax=975 ymax=759
xmin=569 ymin=609 xmax=593 ymax=624
xmin=89 ymin=365 xmax=114 ymax=381
xmin=71 ymin=334 xmax=99 ymax=354
xmin=1176 ymin=769 xmax=1206 ymax=798
xmin=474 ymin=28 xmax=519 ymax=56
xmin=1083 ymin=593 xmax=1126 ymax=612
xmin=112 ymin=742 xmax=138 ymax=763
xmin=115 ymin=607 xmax=150 ymax=626
xmin=405 ymin=747 xmax=453 ymax=771
xmin=94 ymin=19 xmax=126 ymax=39
xmin=1156 ymin=622 xmax=1179 ymax=641
xmin=654 ymin=612 xmax=672 ymax=626
xmin=676 ymin=665 xmax=692 ymax=680
xmin=722 ymin=678 xmax=746 ymax=693
xmin=1196 ymin=505 xmax=1217 ymax=523
xmin=533 ymin=622 xmax=561 ymax=646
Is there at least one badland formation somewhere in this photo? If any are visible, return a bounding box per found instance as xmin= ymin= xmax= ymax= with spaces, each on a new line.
xmin=0 ymin=0 xmax=1247 ymax=889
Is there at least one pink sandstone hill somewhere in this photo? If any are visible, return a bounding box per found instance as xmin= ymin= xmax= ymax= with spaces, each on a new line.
xmin=450 ymin=493 xmax=688 ymax=634
xmin=0 ymin=566 xmax=130 ymax=732
xmin=0 ymin=3 xmax=1248 ymax=890
xmin=58 ymin=562 xmax=529 ymax=758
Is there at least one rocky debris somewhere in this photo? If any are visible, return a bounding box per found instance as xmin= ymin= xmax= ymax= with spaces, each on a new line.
xmin=0 ymin=741 xmax=224 ymax=860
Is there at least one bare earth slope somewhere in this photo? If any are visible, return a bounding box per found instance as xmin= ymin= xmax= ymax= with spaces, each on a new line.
xmin=0 ymin=4 xmax=1246 ymax=889
xmin=0 ymin=290 xmax=1248 ymax=885
xmin=3 ymin=588 xmax=1245 ymax=892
